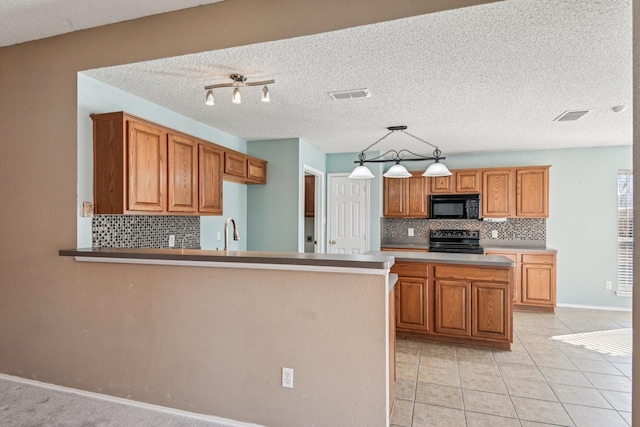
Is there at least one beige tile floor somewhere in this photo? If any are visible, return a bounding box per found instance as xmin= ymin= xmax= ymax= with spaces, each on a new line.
xmin=391 ymin=307 xmax=632 ymax=427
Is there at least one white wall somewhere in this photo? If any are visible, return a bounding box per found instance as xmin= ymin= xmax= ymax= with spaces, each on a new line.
xmin=77 ymin=74 xmax=248 ymax=250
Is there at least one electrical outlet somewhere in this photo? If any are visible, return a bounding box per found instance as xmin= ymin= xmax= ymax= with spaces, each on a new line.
xmin=605 ymin=281 xmax=612 ymax=290
xmin=216 ymin=232 xmax=221 ymax=241
xmin=408 ymin=228 xmax=415 ymax=237
xmin=168 ymin=235 xmax=175 ymax=247
xmin=491 ymin=230 xmax=498 ymax=239
xmin=282 ymin=367 xmax=294 ymax=388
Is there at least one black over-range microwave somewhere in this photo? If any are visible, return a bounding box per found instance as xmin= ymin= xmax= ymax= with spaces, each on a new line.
xmin=429 ymin=194 xmax=481 ymax=219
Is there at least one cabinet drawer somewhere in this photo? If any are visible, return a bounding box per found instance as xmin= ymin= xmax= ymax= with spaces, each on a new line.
xmin=521 ymin=254 xmax=555 ymax=264
xmin=390 ymin=262 xmax=429 ymax=278
xmin=434 ymin=265 xmax=510 ymax=282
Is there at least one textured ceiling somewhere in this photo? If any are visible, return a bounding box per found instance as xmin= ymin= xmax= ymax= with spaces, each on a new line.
xmin=82 ymin=0 xmax=632 ymax=156
xmin=0 ymin=0 xmax=223 ymax=47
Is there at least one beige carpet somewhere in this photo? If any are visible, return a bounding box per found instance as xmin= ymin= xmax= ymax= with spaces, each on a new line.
xmin=0 ymin=376 xmax=255 ymax=427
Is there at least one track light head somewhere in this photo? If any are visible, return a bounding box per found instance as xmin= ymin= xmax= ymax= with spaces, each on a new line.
xmin=232 ymin=87 xmax=241 ymax=104
xmin=205 ymin=89 xmax=214 ymax=106
xmin=261 ymin=85 xmax=270 ymax=103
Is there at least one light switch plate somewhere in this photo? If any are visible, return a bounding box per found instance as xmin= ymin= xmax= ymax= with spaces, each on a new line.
xmin=408 ymin=228 xmax=415 ymax=237
xmin=491 ymin=230 xmax=498 ymax=238
xmin=82 ymin=202 xmax=94 ymax=217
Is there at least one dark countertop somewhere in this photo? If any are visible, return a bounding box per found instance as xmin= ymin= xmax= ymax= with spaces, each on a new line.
xmin=366 ymin=250 xmax=515 ymax=267
xmin=59 ymin=247 xmax=394 ymax=270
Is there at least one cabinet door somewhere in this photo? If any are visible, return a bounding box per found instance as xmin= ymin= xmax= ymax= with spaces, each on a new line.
xmin=127 ymin=120 xmax=167 ymax=212
xmin=521 ymin=261 xmax=555 ymax=306
xmin=456 ymin=170 xmax=481 ymax=193
xmin=485 ymin=251 xmax=519 ymax=303
xmin=430 ymin=175 xmax=453 ymax=194
xmin=168 ymin=134 xmax=198 ymax=213
xmin=383 ymin=178 xmax=406 ymax=217
xmin=482 ymin=169 xmax=515 ymax=217
xmin=406 ymin=173 xmax=428 ymax=217
xmin=247 ymin=158 xmax=267 ymax=183
xmin=224 ymin=151 xmax=247 ymax=178
xmin=198 ymin=144 xmax=223 ymax=215
xmin=396 ymin=277 xmax=431 ymax=331
xmin=435 ymin=279 xmax=471 ymax=336
xmin=517 ymin=167 xmax=549 ymax=217
xmin=472 ymin=282 xmax=510 ymax=340
xmin=305 ymin=175 xmax=315 ymax=217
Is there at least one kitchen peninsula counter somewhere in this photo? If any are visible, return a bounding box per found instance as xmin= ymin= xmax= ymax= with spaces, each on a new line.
xmin=59 ymin=246 xmax=397 ymax=426
xmin=60 ymin=247 xmax=394 ymax=270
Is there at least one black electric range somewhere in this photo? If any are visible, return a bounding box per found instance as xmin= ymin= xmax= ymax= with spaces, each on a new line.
xmin=429 ymin=229 xmax=484 ymax=254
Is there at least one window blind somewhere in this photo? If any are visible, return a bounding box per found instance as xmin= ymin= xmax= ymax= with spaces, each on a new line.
xmin=617 ymin=169 xmax=633 ymax=291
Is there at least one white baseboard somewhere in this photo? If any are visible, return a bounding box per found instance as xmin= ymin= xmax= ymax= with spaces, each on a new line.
xmin=0 ymin=373 xmax=263 ymax=427
xmin=556 ymin=303 xmax=632 ymax=312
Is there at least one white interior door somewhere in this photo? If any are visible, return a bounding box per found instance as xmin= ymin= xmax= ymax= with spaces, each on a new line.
xmin=327 ymin=174 xmax=369 ymax=254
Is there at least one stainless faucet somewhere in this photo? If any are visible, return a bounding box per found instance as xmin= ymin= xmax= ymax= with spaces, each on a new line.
xmin=224 ymin=216 xmax=240 ymax=251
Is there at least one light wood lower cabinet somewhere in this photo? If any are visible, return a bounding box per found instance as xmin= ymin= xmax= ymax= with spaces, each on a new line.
xmin=485 ymin=250 xmax=556 ymax=312
xmin=391 ymin=261 xmax=512 ymax=349
xmin=435 ymin=279 xmax=471 ymax=336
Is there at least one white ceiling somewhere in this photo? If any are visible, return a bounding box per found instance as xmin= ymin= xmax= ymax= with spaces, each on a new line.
xmin=9 ymin=0 xmax=633 ymax=157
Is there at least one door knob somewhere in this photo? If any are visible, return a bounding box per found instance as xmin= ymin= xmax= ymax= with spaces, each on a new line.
xmin=330 ymin=240 xmax=336 ymax=244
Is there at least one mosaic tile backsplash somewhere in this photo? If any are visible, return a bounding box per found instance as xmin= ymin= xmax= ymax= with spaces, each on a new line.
xmin=92 ymin=215 xmax=200 ymax=248
xmin=382 ymin=218 xmax=545 ymax=241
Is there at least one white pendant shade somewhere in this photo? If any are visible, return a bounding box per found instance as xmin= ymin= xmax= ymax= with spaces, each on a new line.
xmin=423 ymin=161 xmax=452 ymax=177
xmin=348 ymin=165 xmax=375 ymax=179
xmin=232 ymin=87 xmax=241 ymax=104
xmin=261 ymin=85 xmax=270 ymax=102
xmin=383 ymin=164 xmax=412 ymax=178
xmin=205 ymin=89 xmax=214 ymax=106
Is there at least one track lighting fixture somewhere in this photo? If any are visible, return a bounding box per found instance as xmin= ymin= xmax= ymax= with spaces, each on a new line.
xmin=204 ymin=74 xmax=275 ymax=105
xmin=349 ymin=126 xmax=451 ymax=179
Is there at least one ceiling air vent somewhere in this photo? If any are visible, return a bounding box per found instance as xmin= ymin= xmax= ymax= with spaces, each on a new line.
xmin=554 ymin=110 xmax=591 ymax=122
xmin=328 ymin=88 xmax=371 ymax=100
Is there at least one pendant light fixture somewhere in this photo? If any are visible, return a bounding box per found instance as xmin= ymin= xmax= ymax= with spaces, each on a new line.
xmin=348 ymin=126 xmax=451 ymax=179
xmin=204 ymin=74 xmax=275 ymax=105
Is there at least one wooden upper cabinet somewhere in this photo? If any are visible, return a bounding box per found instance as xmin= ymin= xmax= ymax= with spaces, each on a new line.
xmin=198 ymin=144 xmax=223 ymax=215
xmin=383 ymin=172 xmax=428 ymax=217
xmin=455 ymin=170 xmax=481 ymax=193
xmin=430 ymin=169 xmax=480 ymax=194
xmin=517 ymin=167 xmax=549 ymax=217
xmin=168 ymin=133 xmax=198 ymax=213
xmin=223 ymin=152 xmax=268 ymax=184
xmin=383 ymin=177 xmax=406 ymax=217
xmin=482 ymin=169 xmax=515 ymax=217
xmin=224 ymin=151 xmax=247 ymax=179
xmin=406 ymin=172 xmax=428 ymax=216
xmin=430 ymin=175 xmax=453 ymax=194
xmin=247 ymin=158 xmax=267 ymax=183
xmin=127 ymin=120 xmax=167 ymax=213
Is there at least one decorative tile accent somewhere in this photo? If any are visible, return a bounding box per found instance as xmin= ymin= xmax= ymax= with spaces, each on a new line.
xmin=381 ymin=218 xmax=545 ymax=241
xmin=92 ymin=215 xmax=200 ymax=248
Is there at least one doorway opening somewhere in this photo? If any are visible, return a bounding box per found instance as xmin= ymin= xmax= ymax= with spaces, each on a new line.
xmin=302 ymin=165 xmax=325 ymax=253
